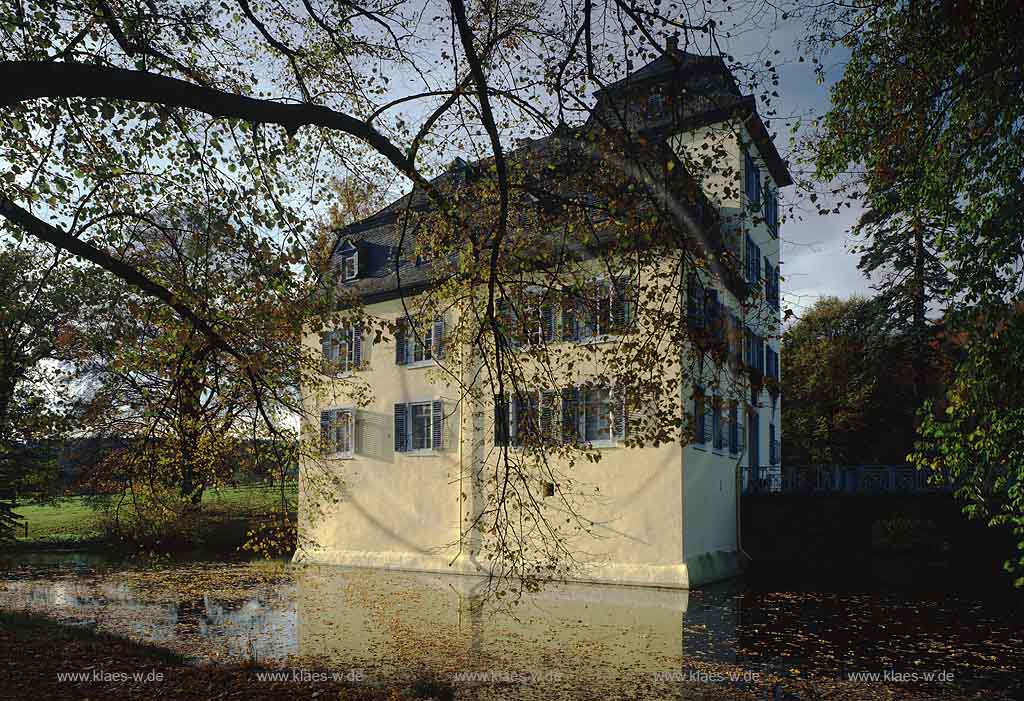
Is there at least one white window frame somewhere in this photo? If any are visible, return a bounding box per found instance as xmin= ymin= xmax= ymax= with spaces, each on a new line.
xmin=407 ymin=400 xmax=434 ymax=453
xmin=342 ymin=251 xmax=358 ymax=281
xmin=520 ymin=289 xmax=550 ymax=346
xmin=573 ymin=277 xmax=630 ymax=343
xmin=324 ymin=327 xmax=358 ymax=375
xmin=579 ymin=385 xmax=614 ymax=447
xmin=711 ymin=396 xmax=725 ymax=453
xmin=405 ymin=322 xmax=434 ymax=367
xmin=325 ymin=406 xmax=355 ymax=459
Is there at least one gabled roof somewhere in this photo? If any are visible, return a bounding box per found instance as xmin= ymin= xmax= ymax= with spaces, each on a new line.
xmin=592 ymin=43 xmax=792 ymax=188
xmin=596 ymin=50 xmax=737 ymax=97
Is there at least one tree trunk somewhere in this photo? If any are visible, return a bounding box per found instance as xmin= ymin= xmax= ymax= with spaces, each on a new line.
xmin=911 ymin=220 xmax=927 ymax=411
xmin=176 ymin=341 xmax=208 ymax=510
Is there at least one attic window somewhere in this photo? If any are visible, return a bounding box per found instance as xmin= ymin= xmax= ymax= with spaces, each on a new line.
xmin=646 ymin=90 xmax=664 ymax=118
xmin=342 ymin=251 xmax=358 ymax=280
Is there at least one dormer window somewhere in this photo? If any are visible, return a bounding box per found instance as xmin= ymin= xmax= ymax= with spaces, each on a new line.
xmin=646 ymin=90 xmax=664 ymax=119
xmin=342 ymin=252 xmax=358 ymax=280
xmin=337 ymin=238 xmax=360 ymax=281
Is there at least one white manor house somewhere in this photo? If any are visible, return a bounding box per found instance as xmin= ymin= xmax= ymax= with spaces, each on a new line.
xmin=296 ymin=39 xmax=788 ymax=589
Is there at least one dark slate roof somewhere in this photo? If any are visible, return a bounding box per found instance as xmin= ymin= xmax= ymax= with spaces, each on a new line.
xmin=596 ymin=50 xmax=736 ymax=96
xmin=329 ymin=48 xmax=787 ymax=303
xmin=591 ymin=46 xmax=791 ymax=188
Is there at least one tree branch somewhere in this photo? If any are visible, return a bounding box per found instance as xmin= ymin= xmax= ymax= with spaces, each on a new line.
xmin=0 ymin=61 xmax=429 ymax=194
xmin=0 ymin=195 xmax=242 ymax=362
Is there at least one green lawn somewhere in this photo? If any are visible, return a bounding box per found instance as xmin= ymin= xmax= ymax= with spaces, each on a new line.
xmin=13 ymin=481 xmax=297 ymax=547
xmin=13 ymin=496 xmax=103 ymax=544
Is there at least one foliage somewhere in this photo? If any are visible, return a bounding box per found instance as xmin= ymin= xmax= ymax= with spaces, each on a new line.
xmin=781 ymin=296 xmax=920 ymax=464
xmin=0 ymin=241 xmax=103 ymax=538
xmin=807 ymin=0 xmax=1024 ymax=584
xmin=241 ymin=508 xmax=297 ymax=559
xmin=0 ymin=0 xmax=789 ymax=590
xmin=911 ymin=306 xmax=1024 ymax=587
xmin=67 ymin=208 xmax=316 ymax=540
xmin=812 ymin=0 xmax=1024 ymax=308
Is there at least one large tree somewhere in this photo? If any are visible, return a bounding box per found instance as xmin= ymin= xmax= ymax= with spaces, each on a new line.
xmin=70 ymin=206 xmax=349 ymax=547
xmin=807 ymin=0 xmax=1024 ymax=584
xmin=1 ymin=0 xmax=787 ymax=583
xmin=0 ymin=241 xmax=102 ymax=538
xmin=782 ymin=296 xmax=919 ymax=465
xmin=912 ymin=305 xmax=1024 ymax=587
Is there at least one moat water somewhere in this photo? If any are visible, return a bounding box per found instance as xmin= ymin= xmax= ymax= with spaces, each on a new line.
xmin=0 ymin=551 xmax=1021 ymax=699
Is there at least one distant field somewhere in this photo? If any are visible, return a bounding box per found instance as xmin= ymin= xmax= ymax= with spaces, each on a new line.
xmin=13 ymin=481 xmax=298 ymax=547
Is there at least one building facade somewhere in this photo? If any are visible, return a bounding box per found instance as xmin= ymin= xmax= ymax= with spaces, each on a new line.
xmin=296 ymin=41 xmax=789 ymax=589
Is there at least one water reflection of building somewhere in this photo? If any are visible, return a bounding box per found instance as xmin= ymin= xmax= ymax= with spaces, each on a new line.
xmin=296 ymin=564 xmax=738 ymax=692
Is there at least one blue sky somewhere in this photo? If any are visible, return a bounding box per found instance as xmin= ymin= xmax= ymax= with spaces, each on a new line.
xmin=726 ymin=16 xmax=874 ymax=317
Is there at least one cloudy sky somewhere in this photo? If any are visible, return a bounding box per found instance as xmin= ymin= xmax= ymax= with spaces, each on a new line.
xmin=730 ymin=17 xmax=874 ymax=317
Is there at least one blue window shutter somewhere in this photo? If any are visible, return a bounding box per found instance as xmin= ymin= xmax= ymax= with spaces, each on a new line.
xmin=540 ymin=390 xmax=557 ymax=442
xmin=512 ymin=394 xmax=529 ymax=447
xmin=394 ymin=403 xmax=407 ymax=452
xmin=747 ymin=241 xmax=755 ymax=282
xmin=611 ymin=276 xmax=629 ymax=330
xmin=431 ymin=400 xmax=443 ymax=449
xmin=729 ymin=404 xmax=739 ymax=453
xmin=395 ymin=319 xmax=407 ymax=365
xmin=612 ymin=385 xmax=626 ymax=441
xmin=711 ymin=398 xmax=720 ymax=449
xmin=321 ymin=332 xmax=333 ymax=374
xmin=320 ymin=410 xmax=332 ymax=454
xmin=561 ymin=289 xmax=577 ymax=341
xmin=694 ymin=392 xmax=705 ymax=444
xmin=542 ymin=303 xmax=555 ymax=342
xmin=561 ymin=387 xmax=579 ymax=444
xmin=494 ymin=395 xmax=509 ymax=447
xmin=433 ymin=316 xmax=445 ymax=359
xmin=686 ymin=274 xmax=697 ymax=326
xmin=687 ymin=274 xmax=705 ymax=329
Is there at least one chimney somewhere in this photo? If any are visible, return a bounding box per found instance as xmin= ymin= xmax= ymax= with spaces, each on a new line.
xmin=666 ymin=35 xmax=679 ymax=53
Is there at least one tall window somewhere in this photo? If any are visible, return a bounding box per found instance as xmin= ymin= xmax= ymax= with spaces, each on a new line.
xmin=322 ymin=327 xmax=360 ymax=374
xmin=745 ymin=150 xmax=761 ymax=205
xmin=729 ymin=403 xmax=740 ymax=454
xmin=410 ymin=402 xmax=432 ymax=450
xmin=564 ymin=278 xmax=631 ymax=341
xmin=712 ymin=396 xmax=724 ymax=451
xmin=410 ymin=324 xmax=432 ymax=363
xmin=694 ymin=391 xmax=706 ymax=445
xmin=745 ymin=236 xmax=762 ymax=283
xmin=342 ymin=252 xmax=358 ymax=280
xmin=581 ymin=387 xmax=612 ymax=442
xmin=579 ymin=281 xmax=611 ymax=339
xmin=498 ymin=294 xmax=554 ymax=347
xmin=764 ymin=188 xmax=779 ymax=236
xmin=396 ymin=316 xmax=443 ymax=365
xmin=394 ymin=400 xmax=443 ymax=452
xmin=320 ymin=408 xmax=355 ymax=458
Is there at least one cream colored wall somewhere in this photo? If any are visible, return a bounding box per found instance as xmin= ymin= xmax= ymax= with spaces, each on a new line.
xmin=298 ymin=296 xmax=464 ymax=573
xmin=297 ymin=119 xmax=786 ymax=589
xmin=298 ymin=261 xmax=698 ymax=587
xmin=672 ymin=120 xmax=784 ymax=551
